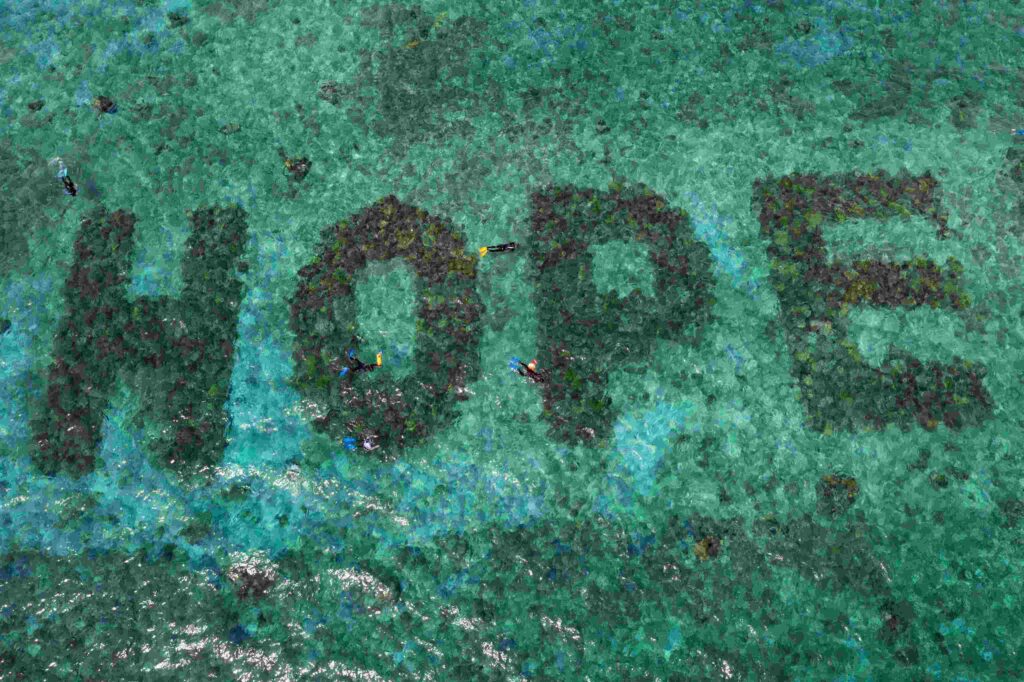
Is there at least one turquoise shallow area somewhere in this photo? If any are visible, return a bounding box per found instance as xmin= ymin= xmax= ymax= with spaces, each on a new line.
xmin=1 ymin=0 xmax=1024 ymax=679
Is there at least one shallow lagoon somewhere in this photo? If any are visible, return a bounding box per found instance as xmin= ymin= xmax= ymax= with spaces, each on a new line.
xmin=1 ymin=0 xmax=1023 ymax=679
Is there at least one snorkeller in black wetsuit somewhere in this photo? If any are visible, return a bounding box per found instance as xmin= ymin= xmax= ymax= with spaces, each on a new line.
xmin=509 ymin=356 xmax=544 ymax=383
xmin=479 ymin=242 xmax=518 ymax=258
xmin=51 ymin=158 xmax=77 ymax=196
xmin=338 ymin=349 xmax=383 ymax=377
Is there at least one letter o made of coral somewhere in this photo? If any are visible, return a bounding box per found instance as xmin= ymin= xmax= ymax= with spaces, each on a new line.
xmin=289 ymin=196 xmax=484 ymax=457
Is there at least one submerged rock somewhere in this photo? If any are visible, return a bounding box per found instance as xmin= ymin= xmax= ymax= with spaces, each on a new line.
xmin=816 ymin=474 xmax=859 ymax=517
xmin=92 ymin=96 xmax=117 ymax=114
xmin=694 ymin=536 xmax=721 ymax=561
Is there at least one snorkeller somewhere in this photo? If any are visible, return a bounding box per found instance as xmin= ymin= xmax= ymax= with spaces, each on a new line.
xmin=341 ymin=433 xmax=379 ymax=451
xmin=509 ymin=356 xmax=544 ymax=383
xmin=50 ymin=158 xmax=77 ymax=196
xmin=338 ymin=348 xmax=383 ymax=377
xmin=479 ymin=241 xmax=518 ymax=257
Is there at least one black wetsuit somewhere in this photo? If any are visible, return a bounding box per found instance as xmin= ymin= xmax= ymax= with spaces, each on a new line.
xmin=349 ymin=358 xmax=377 ymax=374
xmin=515 ymin=361 xmax=544 ymax=383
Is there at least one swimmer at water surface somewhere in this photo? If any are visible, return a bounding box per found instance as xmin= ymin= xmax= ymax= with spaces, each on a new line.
xmin=338 ymin=349 xmax=382 ymax=377
xmin=50 ymin=157 xmax=77 ymax=196
xmin=510 ymin=357 xmax=544 ymax=383
xmin=479 ymin=242 xmax=518 ymax=257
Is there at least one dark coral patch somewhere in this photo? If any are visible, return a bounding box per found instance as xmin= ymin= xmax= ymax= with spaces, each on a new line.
xmin=285 ymin=157 xmax=311 ymax=181
xmin=231 ymin=567 xmax=276 ymax=601
xmin=529 ymin=184 xmax=715 ymax=445
xmin=289 ymin=196 xmax=483 ymax=458
xmin=317 ymin=80 xmax=342 ymax=106
xmin=816 ymin=474 xmax=859 ymax=517
xmin=32 ymin=206 xmax=248 ymax=476
xmin=694 ymin=536 xmax=722 ymax=561
xmin=879 ymin=599 xmax=915 ymax=646
xmin=92 ymin=96 xmax=117 ymax=114
xmin=752 ymin=171 xmax=993 ymax=433
xmin=167 ymin=10 xmax=190 ymax=28
xmin=328 ymin=5 xmax=491 ymax=153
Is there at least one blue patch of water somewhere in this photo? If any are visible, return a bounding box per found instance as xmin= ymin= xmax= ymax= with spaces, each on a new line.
xmin=685 ymin=192 xmax=766 ymax=301
xmin=228 ymin=624 xmax=251 ymax=644
xmin=665 ymin=623 xmax=683 ymax=656
xmin=775 ymin=21 xmax=854 ymax=68
xmin=392 ymin=453 xmax=545 ymax=545
xmin=477 ymin=427 xmax=495 ymax=452
xmin=23 ymin=37 xmax=60 ymax=69
xmin=88 ymin=389 xmax=187 ymax=552
xmin=597 ymin=401 xmax=699 ymax=515
xmin=224 ymin=336 xmax=307 ymax=470
xmin=3 ymin=0 xmax=191 ymax=80
xmin=73 ymin=81 xmax=92 ymax=106
xmin=527 ymin=23 xmax=586 ymax=60
xmin=0 ymin=274 xmax=56 ymax=449
xmin=725 ymin=344 xmax=746 ymax=374
xmin=223 ymin=233 xmax=309 ymax=472
xmin=0 ymin=376 xmax=189 ymax=558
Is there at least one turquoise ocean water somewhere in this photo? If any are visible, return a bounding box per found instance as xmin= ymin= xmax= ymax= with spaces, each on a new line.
xmin=1 ymin=0 xmax=1023 ymax=679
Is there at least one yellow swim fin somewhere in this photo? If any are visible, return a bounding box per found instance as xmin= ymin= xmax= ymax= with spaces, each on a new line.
xmin=478 ymin=246 xmax=488 ymax=257
xmin=376 ymin=352 xmax=383 ymax=366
